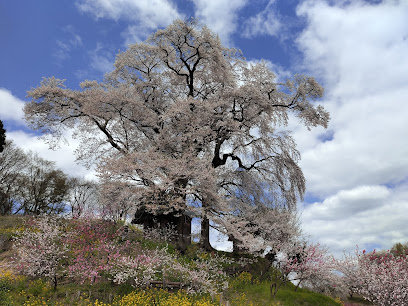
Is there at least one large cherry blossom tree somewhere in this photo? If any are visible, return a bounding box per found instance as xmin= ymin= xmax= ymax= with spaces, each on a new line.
xmin=24 ymin=19 xmax=329 ymax=251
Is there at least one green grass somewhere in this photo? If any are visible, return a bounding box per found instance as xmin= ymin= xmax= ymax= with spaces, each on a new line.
xmin=225 ymin=272 xmax=344 ymax=306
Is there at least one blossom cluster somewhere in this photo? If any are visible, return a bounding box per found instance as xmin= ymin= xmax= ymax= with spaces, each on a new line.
xmin=64 ymin=218 xmax=130 ymax=283
xmin=12 ymin=216 xmax=229 ymax=295
xmin=356 ymin=248 xmax=408 ymax=305
xmin=335 ymin=247 xmax=408 ymax=305
xmin=12 ymin=216 xmax=68 ymax=290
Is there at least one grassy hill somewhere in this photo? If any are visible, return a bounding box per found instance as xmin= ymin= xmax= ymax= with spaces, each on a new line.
xmin=0 ymin=215 xmax=371 ymax=306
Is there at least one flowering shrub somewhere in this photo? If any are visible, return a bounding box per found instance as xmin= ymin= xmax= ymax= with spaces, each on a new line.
xmin=355 ymin=248 xmax=408 ymax=306
xmin=270 ymin=242 xmax=335 ymax=298
xmin=12 ymin=216 xmax=231 ymax=296
xmin=12 ymin=216 xmax=69 ymax=290
xmin=65 ymin=218 xmax=130 ymax=283
xmin=230 ymin=271 xmax=259 ymax=288
xmin=109 ymin=251 xmax=160 ymax=288
xmin=335 ymin=247 xmax=408 ymax=305
xmin=110 ymin=247 xmax=230 ymax=295
xmin=0 ymin=226 xmax=25 ymax=235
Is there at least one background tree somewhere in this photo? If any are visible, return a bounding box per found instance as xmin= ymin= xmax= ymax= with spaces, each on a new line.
xmin=0 ymin=141 xmax=71 ymax=215
xmin=67 ymin=177 xmax=99 ymax=218
xmin=18 ymin=152 xmax=69 ymax=215
xmin=0 ymin=119 xmax=5 ymax=153
xmin=0 ymin=141 xmax=27 ymax=214
xmin=24 ymin=19 xmax=329 ymax=251
xmin=390 ymin=242 xmax=408 ymax=257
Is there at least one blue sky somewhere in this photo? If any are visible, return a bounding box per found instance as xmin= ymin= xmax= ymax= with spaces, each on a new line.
xmin=1 ymin=0 xmax=408 ymax=257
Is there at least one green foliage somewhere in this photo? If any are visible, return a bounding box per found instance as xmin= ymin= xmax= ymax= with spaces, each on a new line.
xmin=184 ymin=243 xmax=202 ymax=259
xmin=26 ymin=279 xmax=52 ymax=297
xmin=391 ymin=241 xmax=408 ymax=257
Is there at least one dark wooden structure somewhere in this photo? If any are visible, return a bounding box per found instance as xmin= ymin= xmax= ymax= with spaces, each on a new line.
xmin=148 ymin=280 xmax=184 ymax=290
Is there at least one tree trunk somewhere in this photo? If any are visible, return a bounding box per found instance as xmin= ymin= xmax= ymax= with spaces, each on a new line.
xmin=295 ymin=279 xmax=302 ymax=291
xmin=200 ymin=216 xmax=214 ymax=251
xmin=53 ymin=275 xmax=57 ymax=291
xmin=182 ymin=215 xmax=191 ymax=246
xmin=229 ymin=234 xmax=244 ymax=254
xmin=176 ymin=214 xmax=191 ymax=252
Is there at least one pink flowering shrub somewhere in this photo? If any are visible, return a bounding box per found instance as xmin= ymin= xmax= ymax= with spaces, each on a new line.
xmin=270 ymin=242 xmax=336 ymax=298
xmin=355 ymin=248 xmax=408 ymax=306
xmin=64 ymin=218 xmax=130 ymax=283
xmin=335 ymin=247 xmax=408 ymax=305
xmin=12 ymin=216 xmax=68 ymax=290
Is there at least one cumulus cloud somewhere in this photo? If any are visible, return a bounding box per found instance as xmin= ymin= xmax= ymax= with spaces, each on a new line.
xmin=0 ymin=88 xmax=26 ymax=125
xmin=242 ymin=0 xmax=281 ymax=38
xmin=76 ymin=0 xmax=181 ymax=24
xmin=1 ymin=88 xmax=95 ymax=180
xmin=296 ymin=0 xmax=408 ymax=96
xmin=294 ymin=0 xmax=408 ymax=255
xmin=75 ymin=0 xmax=182 ymax=43
xmin=7 ymin=130 xmax=94 ymax=179
xmin=301 ymin=185 xmax=408 ymax=258
xmin=122 ymin=25 xmax=153 ymax=45
xmin=295 ymin=0 xmax=408 ymax=195
xmin=192 ymin=0 xmax=248 ymax=45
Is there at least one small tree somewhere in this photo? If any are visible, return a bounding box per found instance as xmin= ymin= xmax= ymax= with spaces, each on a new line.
xmin=268 ymin=241 xmax=335 ymax=298
xmin=335 ymin=247 xmax=408 ymax=305
xmin=333 ymin=252 xmax=361 ymax=298
xmin=65 ymin=217 xmax=128 ymax=284
xmin=13 ymin=216 xmax=69 ymax=290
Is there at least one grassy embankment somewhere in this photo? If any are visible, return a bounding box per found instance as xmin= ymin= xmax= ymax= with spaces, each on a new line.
xmin=0 ymin=215 xmax=370 ymax=306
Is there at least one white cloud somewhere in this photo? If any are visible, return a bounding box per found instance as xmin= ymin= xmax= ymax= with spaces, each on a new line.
xmin=301 ymin=184 xmax=408 ymax=258
xmin=192 ymin=0 xmax=248 ymax=45
xmin=8 ymin=130 xmax=96 ymax=181
xmin=293 ymin=0 xmax=408 ymax=255
xmin=296 ymin=0 xmax=408 ymax=96
xmin=121 ymin=25 xmax=152 ymax=45
xmin=76 ymin=0 xmax=181 ymax=24
xmin=0 ymin=88 xmax=26 ymax=125
xmin=54 ymin=25 xmax=83 ymax=61
xmin=242 ymin=0 xmax=281 ymax=38
xmin=89 ymin=43 xmax=114 ymax=74
xmin=294 ymin=0 xmax=408 ymax=195
xmin=75 ymin=43 xmax=115 ymax=80
xmin=0 ymin=89 xmax=95 ymax=180
xmin=76 ymin=0 xmax=182 ymax=44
